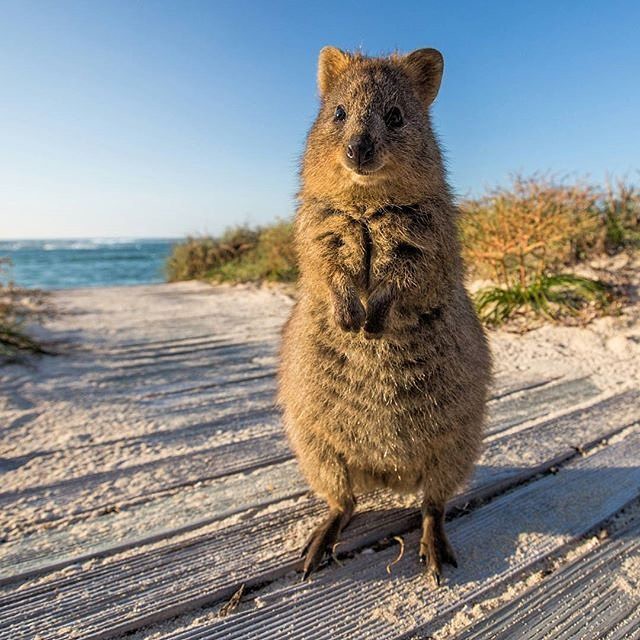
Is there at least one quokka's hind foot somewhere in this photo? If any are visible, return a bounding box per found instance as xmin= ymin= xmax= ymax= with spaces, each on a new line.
xmin=300 ymin=506 xmax=353 ymax=580
xmin=419 ymin=504 xmax=458 ymax=587
xmin=419 ymin=529 xmax=458 ymax=586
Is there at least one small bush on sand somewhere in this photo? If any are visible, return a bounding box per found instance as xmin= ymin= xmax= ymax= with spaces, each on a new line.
xmin=460 ymin=176 xmax=611 ymax=324
xmin=474 ymin=274 xmax=609 ymax=326
xmin=600 ymin=178 xmax=640 ymax=253
xmin=167 ymin=221 xmax=297 ymax=284
xmin=166 ymin=226 xmax=261 ymax=281
xmin=212 ymin=221 xmax=298 ymax=282
xmin=461 ymin=176 xmax=600 ymax=281
xmin=0 ymin=258 xmax=52 ymax=357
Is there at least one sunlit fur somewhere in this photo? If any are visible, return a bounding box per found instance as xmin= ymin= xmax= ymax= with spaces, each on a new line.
xmin=278 ymin=47 xmax=492 ymax=579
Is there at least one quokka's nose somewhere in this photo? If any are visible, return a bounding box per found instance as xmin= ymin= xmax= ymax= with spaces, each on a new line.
xmin=345 ymin=134 xmax=375 ymax=168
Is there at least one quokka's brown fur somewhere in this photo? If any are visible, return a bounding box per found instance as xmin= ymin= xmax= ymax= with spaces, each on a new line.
xmin=278 ymin=46 xmax=492 ymax=583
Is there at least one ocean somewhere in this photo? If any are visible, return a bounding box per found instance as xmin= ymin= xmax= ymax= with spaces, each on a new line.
xmin=0 ymin=239 xmax=177 ymax=290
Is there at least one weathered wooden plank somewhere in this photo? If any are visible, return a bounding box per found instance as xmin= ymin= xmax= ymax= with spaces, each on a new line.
xmin=0 ymin=370 xmax=278 ymax=455
xmin=456 ymin=517 xmax=640 ymax=639
xmin=0 ymin=459 xmax=307 ymax=585
xmin=141 ymin=423 xmax=640 ymax=640
xmin=490 ymin=371 xmax=561 ymax=400
xmin=138 ymin=369 xmax=277 ymax=400
xmin=0 ymin=376 xmax=273 ymax=441
xmin=485 ymin=376 xmax=600 ymax=436
xmin=0 ymin=393 xmax=635 ymax=639
xmin=0 ymin=430 xmax=290 ymax=530
xmin=78 ymin=317 xmax=287 ymax=348
xmin=51 ymin=390 xmax=277 ymax=451
xmin=93 ymin=334 xmax=276 ymax=359
xmin=27 ymin=362 xmax=277 ymax=404
xmin=87 ymin=332 xmax=224 ymax=353
xmin=0 ymin=376 xmax=275 ymax=456
xmin=95 ymin=353 xmax=274 ymax=386
xmin=61 ymin=284 xmax=290 ymax=327
xmin=87 ymin=345 xmax=278 ymax=385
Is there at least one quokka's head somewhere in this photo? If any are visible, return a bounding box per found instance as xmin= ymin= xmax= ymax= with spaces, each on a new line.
xmin=302 ymin=47 xmax=446 ymax=205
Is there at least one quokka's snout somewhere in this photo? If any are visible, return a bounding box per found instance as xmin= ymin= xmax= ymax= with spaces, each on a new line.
xmin=344 ymin=132 xmax=376 ymax=172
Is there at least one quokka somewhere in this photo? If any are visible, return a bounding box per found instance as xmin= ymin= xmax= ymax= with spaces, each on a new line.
xmin=278 ymin=46 xmax=491 ymax=584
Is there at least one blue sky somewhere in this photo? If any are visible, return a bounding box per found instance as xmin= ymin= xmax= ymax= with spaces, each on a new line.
xmin=1 ymin=0 xmax=639 ymax=239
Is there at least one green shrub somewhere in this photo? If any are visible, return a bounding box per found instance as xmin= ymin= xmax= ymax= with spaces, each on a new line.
xmin=600 ymin=178 xmax=640 ymax=253
xmin=475 ymin=274 xmax=610 ymax=326
xmin=167 ymin=220 xmax=297 ymax=284
xmin=166 ymin=226 xmax=261 ymax=281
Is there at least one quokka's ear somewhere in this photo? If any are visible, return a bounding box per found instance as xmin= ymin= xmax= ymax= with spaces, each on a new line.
xmin=317 ymin=46 xmax=351 ymax=97
xmin=402 ymin=48 xmax=444 ymax=106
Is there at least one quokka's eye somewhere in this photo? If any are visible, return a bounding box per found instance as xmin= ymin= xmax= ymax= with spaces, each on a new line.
xmin=385 ymin=106 xmax=403 ymax=128
xmin=334 ymin=105 xmax=347 ymax=122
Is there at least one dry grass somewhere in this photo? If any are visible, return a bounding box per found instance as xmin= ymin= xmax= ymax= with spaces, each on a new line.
xmin=461 ymin=175 xmax=638 ymax=325
xmin=0 ymin=258 xmax=53 ymax=357
xmin=600 ymin=177 xmax=640 ymax=253
xmin=167 ymin=221 xmax=297 ymax=284
xmin=460 ymin=175 xmax=600 ymax=285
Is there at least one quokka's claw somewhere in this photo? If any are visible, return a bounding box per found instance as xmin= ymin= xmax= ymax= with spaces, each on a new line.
xmin=300 ymin=512 xmax=343 ymax=579
xmin=420 ymin=555 xmax=443 ymax=588
xmin=419 ymin=532 xmax=458 ymax=587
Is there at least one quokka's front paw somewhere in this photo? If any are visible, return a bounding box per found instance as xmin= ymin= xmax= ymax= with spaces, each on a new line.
xmin=363 ymin=288 xmax=393 ymax=339
xmin=363 ymin=303 xmax=390 ymax=339
xmin=333 ymin=297 xmax=366 ymax=333
xmin=363 ymin=313 xmax=386 ymax=339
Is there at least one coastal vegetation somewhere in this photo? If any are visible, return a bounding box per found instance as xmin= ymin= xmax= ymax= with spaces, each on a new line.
xmin=166 ymin=175 xmax=639 ymax=327
xmin=460 ymin=175 xmax=638 ymax=325
xmin=0 ymin=258 xmax=52 ymax=357
xmin=166 ymin=220 xmax=296 ymax=284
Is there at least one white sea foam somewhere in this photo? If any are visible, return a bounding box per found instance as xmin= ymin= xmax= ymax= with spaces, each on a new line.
xmin=0 ymin=238 xmax=160 ymax=251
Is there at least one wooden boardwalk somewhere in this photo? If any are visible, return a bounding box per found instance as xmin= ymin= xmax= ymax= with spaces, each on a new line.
xmin=0 ymin=282 xmax=638 ymax=639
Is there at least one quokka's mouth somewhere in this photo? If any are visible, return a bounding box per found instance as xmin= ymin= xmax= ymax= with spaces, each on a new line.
xmin=344 ymin=163 xmax=386 ymax=181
